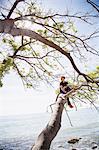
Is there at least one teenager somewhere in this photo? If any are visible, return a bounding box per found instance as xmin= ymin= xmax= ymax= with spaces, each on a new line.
xmin=59 ymin=76 xmax=73 ymax=108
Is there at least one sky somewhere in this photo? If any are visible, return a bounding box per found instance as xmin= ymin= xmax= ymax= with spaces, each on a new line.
xmin=0 ymin=72 xmax=56 ymax=116
xmin=0 ymin=0 xmax=99 ymax=116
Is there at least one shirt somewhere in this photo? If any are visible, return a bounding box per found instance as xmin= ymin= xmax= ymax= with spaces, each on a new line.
xmin=60 ymin=81 xmax=71 ymax=94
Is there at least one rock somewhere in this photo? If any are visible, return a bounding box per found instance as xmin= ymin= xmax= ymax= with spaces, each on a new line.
xmin=91 ymin=141 xmax=98 ymax=149
xmin=68 ymin=138 xmax=81 ymax=144
xmin=58 ymin=145 xmax=64 ymax=148
xmin=92 ymin=145 xmax=97 ymax=149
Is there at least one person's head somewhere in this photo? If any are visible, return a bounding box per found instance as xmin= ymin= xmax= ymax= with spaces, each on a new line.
xmin=61 ymin=76 xmax=65 ymax=82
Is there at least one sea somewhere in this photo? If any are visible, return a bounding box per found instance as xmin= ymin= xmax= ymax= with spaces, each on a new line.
xmin=0 ymin=107 xmax=99 ymax=150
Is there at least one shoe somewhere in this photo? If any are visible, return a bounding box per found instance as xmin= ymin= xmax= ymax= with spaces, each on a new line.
xmin=69 ymin=104 xmax=74 ymax=108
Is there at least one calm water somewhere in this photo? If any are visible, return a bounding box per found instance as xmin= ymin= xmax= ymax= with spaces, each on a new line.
xmin=0 ymin=107 xmax=99 ymax=150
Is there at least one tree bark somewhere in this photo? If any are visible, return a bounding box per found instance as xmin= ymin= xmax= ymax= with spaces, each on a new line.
xmin=32 ymin=96 xmax=65 ymax=150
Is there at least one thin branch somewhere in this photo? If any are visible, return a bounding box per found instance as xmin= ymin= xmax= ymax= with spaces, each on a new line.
xmin=14 ymin=62 xmax=25 ymax=78
xmin=12 ymin=41 xmax=31 ymax=57
xmin=15 ymin=13 xmax=99 ymax=23
xmin=87 ymin=0 xmax=99 ymax=13
xmin=64 ymin=107 xmax=73 ymax=126
xmin=7 ymin=0 xmax=24 ymax=19
xmin=15 ymin=50 xmax=56 ymax=59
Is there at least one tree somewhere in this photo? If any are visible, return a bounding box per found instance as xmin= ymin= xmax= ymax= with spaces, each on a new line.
xmin=0 ymin=0 xmax=99 ymax=149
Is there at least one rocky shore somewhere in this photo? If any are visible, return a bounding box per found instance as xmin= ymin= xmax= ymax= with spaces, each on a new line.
xmin=0 ymin=130 xmax=99 ymax=150
xmin=51 ymin=133 xmax=99 ymax=150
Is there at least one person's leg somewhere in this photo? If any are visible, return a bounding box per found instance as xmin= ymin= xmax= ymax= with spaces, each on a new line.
xmin=67 ymin=97 xmax=71 ymax=105
xmin=67 ymin=97 xmax=73 ymax=108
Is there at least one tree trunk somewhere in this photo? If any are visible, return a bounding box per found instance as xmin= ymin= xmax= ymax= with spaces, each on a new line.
xmin=32 ymin=96 xmax=66 ymax=150
xmin=32 ymin=89 xmax=76 ymax=150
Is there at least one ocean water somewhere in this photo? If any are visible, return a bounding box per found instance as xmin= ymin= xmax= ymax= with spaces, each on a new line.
xmin=0 ymin=107 xmax=99 ymax=150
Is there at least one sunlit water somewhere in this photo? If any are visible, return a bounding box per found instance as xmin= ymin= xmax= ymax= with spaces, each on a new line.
xmin=0 ymin=107 xmax=99 ymax=150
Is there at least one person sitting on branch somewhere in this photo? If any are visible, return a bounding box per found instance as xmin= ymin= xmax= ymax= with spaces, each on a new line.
xmin=59 ymin=76 xmax=74 ymax=108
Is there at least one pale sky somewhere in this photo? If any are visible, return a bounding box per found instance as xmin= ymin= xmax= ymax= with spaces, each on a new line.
xmin=0 ymin=0 xmax=99 ymax=116
xmin=0 ymin=71 xmax=56 ymax=116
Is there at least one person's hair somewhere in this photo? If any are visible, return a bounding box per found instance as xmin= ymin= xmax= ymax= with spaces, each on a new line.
xmin=61 ymin=76 xmax=65 ymax=80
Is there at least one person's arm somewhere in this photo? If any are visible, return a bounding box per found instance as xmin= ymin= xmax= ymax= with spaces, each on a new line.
xmin=60 ymin=85 xmax=67 ymax=93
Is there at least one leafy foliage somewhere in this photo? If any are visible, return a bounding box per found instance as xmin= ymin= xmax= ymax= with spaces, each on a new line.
xmin=0 ymin=57 xmax=14 ymax=87
xmin=88 ymin=66 xmax=99 ymax=79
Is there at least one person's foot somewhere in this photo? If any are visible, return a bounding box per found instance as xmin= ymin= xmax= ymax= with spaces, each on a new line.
xmin=69 ymin=104 xmax=74 ymax=108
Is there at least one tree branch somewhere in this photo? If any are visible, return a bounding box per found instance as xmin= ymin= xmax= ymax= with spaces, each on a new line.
xmin=0 ymin=19 xmax=98 ymax=84
xmin=15 ymin=12 xmax=99 ymax=24
xmin=7 ymin=0 xmax=24 ymax=19
xmin=87 ymin=0 xmax=99 ymax=13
